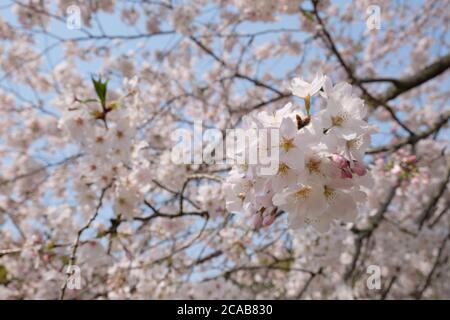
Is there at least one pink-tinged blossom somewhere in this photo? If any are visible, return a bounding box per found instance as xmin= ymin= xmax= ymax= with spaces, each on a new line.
xmin=225 ymin=75 xmax=374 ymax=233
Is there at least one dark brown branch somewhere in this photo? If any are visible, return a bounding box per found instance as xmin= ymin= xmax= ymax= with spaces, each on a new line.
xmin=137 ymin=200 xmax=208 ymax=221
xmin=413 ymin=232 xmax=450 ymax=299
xmin=345 ymin=179 xmax=401 ymax=281
xmin=367 ymin=110 xmax=450 ymax=154
xmin=60 ymin=182 xmax=112 ymax=300
xmin=417 ymin=163 xmax=450 ymax=229
xmin=189 ymin=36 xmax=287 ymax=96
xmin=381 ymin=52 xmax=450 ymax=102
xmin=310 ymin=1 xmax=416 ymax=136
xmin=296 ymin=267 xmax=323 ymax=299
xmin=380 ymin=270 xmax=399 ymax=300
xmin=179 ymin=174 xmax=223 ymax=215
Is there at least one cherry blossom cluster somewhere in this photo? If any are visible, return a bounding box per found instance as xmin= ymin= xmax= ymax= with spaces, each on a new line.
xmin=57 ymin=76 xmax=153 ymax=219
xmin=224 ymin=74 xmax=376 ymax=232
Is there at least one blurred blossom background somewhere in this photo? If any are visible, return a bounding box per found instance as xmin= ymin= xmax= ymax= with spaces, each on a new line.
xmin=0 ymin=0 xmax=449 ymax=300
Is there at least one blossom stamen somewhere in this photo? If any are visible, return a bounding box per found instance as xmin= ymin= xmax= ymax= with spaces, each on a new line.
xmin=295 ymin=186 xmax=312 ymax=199
xmin=306 ymin=158 xmax=321 ymax=174
xmin=280 ymin=136 xmax=295 ymax=152
xmin=278 ymin=162 xmax=290 ymax=175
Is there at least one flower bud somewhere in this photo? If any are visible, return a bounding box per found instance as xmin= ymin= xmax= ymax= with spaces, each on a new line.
xmin=331 ymin=154 xmax=348 ymax=169
xmin=252 ymin=214 xmax=263 ymax=229
xmin=403 ymin=155 xmax=417 ymax=165
xmin=352 ymin=161 xmax=367 ymax=176
xmin=262 ymin=214 xmax=275 ymax=227
xmin=341 ymin=168 xmax=353 ymax=179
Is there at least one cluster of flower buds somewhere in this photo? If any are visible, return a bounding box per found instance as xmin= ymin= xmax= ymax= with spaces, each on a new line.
xmin=330 ymin=154 xmax=367 ymax=179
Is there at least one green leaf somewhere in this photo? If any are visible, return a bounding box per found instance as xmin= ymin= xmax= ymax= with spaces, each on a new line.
xmin=301 ymin=10 xmax=315 ymax=22
xmin=78 ymin=98 xmax=99 ymax=104
xmin=107 ymin=101 xmax=120 ymax=110
xmin=91 ymin=75 xmax=108 ymax=107
xmin=60 ymin=255 xmax=70 ymax=266
xmin=0 ymin=264 xmax=8 ymax=285
xmin=273 ymin=259 xmax=293 ymax=272
xmin=96 ymin=230 xmax=107 ymax=238
xmin=45 ymin=240 xmax=55 ymax=250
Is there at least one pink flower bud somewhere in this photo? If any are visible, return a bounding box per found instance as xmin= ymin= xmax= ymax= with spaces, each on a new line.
xmin=391 ymin=165 xmax=402 ymax=175
xmin=352 ymin=161 xmax=367 ymax=176
xmin=341 ymin=168 xmax=353 ymax=179
xmin=42 ymin=254 xmax=51 ymax=263
xmin=403 ymin=155 xmax=417 ymax=164
xmin=331 ymin=154 xmax=349 ymax=169
xmin=262 ymin=214 xmax=275 ymax=227
xmin=252 ymin=214 xmax=263 ymax=229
